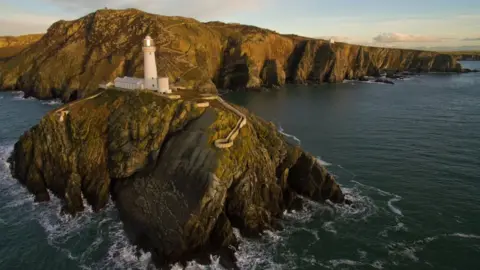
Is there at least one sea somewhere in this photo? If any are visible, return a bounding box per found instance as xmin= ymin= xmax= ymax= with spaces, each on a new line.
xmin=1 ymin=61 xmax=479 ymax=270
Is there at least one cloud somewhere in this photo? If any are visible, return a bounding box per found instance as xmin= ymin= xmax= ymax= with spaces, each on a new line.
xmin=373 ymin=32 xmax=443 ymax=43
xmin=44 ymin=0 xmax=268 ymax=19
xmin=462 ymin=37 xmax=480 ymax=41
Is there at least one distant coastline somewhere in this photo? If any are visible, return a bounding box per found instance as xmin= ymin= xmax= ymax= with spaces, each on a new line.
xmin=0 ymin=8 xmax=478 ymax=102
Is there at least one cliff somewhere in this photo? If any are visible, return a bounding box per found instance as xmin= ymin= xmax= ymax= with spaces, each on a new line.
xmin=0 ymin=9 xmax=461 ymax=101
xmin=9 ymin=89 xmax=345 ymax=267
xmin=449 ymin=52 xmax=480 ymax=61
xmin=0 ymin=34 xmax=43 ymax=58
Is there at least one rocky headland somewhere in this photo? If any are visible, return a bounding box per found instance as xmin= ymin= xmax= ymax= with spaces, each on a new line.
xmin=8 ymin=89 xmax=345 ymax=268
xmin=0 ymin=8 xmax=465 ymax=102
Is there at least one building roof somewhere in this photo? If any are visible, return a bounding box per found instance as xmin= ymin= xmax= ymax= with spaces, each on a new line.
xmin=114 ymin=76 xmax=144 ymax=84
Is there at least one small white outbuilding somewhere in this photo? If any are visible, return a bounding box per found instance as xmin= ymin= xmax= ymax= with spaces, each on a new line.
xmin=158 ymin=77 xmax=171 ymax=93
xmin=114 ymin=77 xmax=145 ymax=90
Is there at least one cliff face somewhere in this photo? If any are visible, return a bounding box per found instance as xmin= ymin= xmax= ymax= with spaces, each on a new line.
xmin=0 ymin=9 xmax=461 ymax=101
xmin=9 ymin=89 xmax=344 ymax=267
xmin=0 ymin=34 xmax=43 ymax=59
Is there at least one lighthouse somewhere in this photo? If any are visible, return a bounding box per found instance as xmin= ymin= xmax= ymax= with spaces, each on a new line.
xmin=143 ymin=36 xmax=158 ymax=90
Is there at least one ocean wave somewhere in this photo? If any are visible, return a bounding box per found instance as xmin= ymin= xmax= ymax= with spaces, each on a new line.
xmin=379 ymin=216 xmax=408 ymax=237
xmin=449 ymin=233 xmax=480 ymax=240
xmin=342 ymin=79 xmax=393 ymax=85
xmin=12 ymin=92 xmax=36 ymax=101
xmin=233 ymin=228 xmax=287 ymax=270
xmin=349 ymin=179 xmax=404 ymax=217
xmin=316 ymin=156 xmax=332 ymax=166
xmin=387 ymin=235 xmax=440 ymax=263
xmin=170 ymin=256 xmax=223 ymax=270
xmin=371 ymin=260 xmax=385 ymax=269
xmin=278 ymin=125 xmax=302 ymax=144
xmin=42 ymin=99 xmax=63 ymax=106
xmin=322 ymin=221 xmax=337 ymax=235
xmin=332 ymin=185 xmax=378 ymax=222
xmin=0 ymin=142 xmax=154 ymax=270
xmin=328 ymin=259 xmax=363 ymax=268
xmin=387 ymin=196 xmax=403 ymax=216
xmin=284 ymin=198 xmax=335 ymax=224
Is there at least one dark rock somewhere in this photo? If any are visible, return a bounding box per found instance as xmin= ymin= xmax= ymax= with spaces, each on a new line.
xmin=374 ymin=78 xmax=395 ymax=85
xmin=386 ymin=74 xmax=406 ymax=80
xmin=9 ymin=89 xmax=345 ymax=268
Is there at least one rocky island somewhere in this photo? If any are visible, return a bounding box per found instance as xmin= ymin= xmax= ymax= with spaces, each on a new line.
xmin=8 ymin=89 xmax=345 ymax=268
xmin=0 ymin=8 xmax=465 ymax=102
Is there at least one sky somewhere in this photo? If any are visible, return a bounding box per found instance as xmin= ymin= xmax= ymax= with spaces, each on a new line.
xmin=1 ymin=0 xmax=479 ymax=51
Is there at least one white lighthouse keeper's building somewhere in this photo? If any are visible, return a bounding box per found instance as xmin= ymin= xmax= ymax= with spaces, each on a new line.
xmin=143 ymin=36 xmax=158 ymax=90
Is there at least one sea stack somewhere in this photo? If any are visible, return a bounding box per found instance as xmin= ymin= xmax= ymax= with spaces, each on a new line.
xmin=9 ymin=89 xmax=345 ymax=268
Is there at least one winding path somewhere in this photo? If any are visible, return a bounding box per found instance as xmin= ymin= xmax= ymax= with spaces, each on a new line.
xmin=200 ymin=95 xmax=247 ymax=149
xmin=54 ymin=91 xmax=105 ymax=122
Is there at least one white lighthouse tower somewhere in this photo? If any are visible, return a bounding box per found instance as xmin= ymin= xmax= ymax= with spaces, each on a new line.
xmin=143 ymin=36 xmax=158 ymax=90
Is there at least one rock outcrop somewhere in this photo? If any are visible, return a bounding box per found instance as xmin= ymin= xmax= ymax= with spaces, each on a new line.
xmin=0 ymin=9 xmax=462 ymax=101
xmin=9 ymin=89 xmax=345 ymax=267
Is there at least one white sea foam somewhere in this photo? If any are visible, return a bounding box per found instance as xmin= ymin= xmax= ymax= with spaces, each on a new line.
xmin=387 ymin=196 xmax=403 ymax=216
xmin=12 ymin=93 xmax=36 ymax=101
xmin=449 ymin=233 xmax=480 ymax=240
xmin=322 ymin=221 xmax=337 ymax=235
xmin=350 ymin=180 xmax=393 ymax=197
xmin=232 ymin=228 xmax=287 ymax=270
xmin=371 ymin=260 xmax=385 ymax=269
xmin=388 ymin=235 xmax=440 ymax=263
xmin=349 ymin=179 xmax=404 ymax=218
xmin=342 ymin=79 xmax=393 ymax=85
xmin=42 ymin=99 xmax=63 ymax=106
xmin=278 ymin=125 xmax=302 ymax=144
xmin=1 ymin=142 xmax=154 ymax=269
xmin=357 ymin=250 xmax=368 ymax=260
xmin=328 ymin=259 xmax=363 ymax=268
xmin=332 ymin=186 xmax=378 ymax=222
xmin=379 ymin=218 xmax=408 ymax=237
xmin=316 ymin=156 xmax=332 ymax=166
xmin=170 ymin=255 xmax=223 ymax=270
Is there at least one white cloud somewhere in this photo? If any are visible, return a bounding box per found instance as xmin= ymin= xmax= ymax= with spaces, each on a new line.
xmin=373 ymin=32 xmax=443 ymax=43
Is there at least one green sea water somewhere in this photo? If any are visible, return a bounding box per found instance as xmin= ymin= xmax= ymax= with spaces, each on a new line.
xmin=1 ymin=62 xmax=479 ymax=269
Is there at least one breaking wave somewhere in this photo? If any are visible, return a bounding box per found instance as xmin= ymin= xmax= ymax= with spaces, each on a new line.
xmin=316 ymin=156 xmax=332 ymax=166
xmin=449 ymin=233 xmax=480 ymax=240
xmin=278 ymin=125 xmax=302 ymax=144
xmin=0 ymin=142 xmax=153 ymax=270
xmin=11 ymin=92 xmax=35 ymax=101
xmin=42 ymin=99 xmax=63 ymax=106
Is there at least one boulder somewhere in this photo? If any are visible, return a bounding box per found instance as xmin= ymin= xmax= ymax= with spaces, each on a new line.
xmin=375 ymin=78 xmax=395 ymax=85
